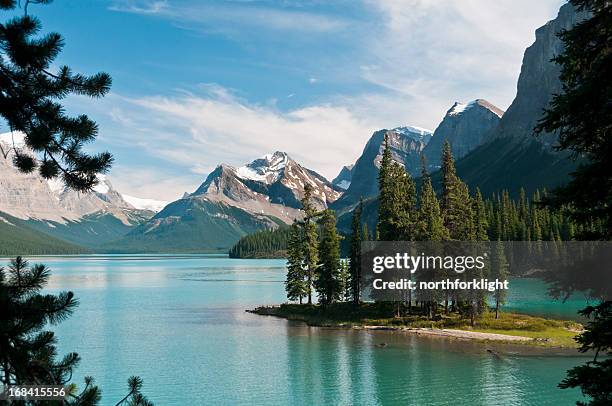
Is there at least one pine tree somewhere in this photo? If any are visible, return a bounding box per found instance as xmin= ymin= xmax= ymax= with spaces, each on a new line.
xmin=417 ymin=159 xmax=448 ymax=241
xmin=348 ymin=198 xmax=363 ymax=304
xmin=390 ymin=162 xmax=418 ymax=240
xmin=377 ymin=133 xmax=394 ymax=240
xmin=558 ymin=302 xmax=612 ymax=406
xmin=285 ymin=222 xmax=306 ymax=303
xmin=490 ymin=240 xmax=509 ymax=319
xmin=362 ymin=222 xmax=370 ymax=241
xmin=454 ymin=181 xmax=475 ymax=241
xmin=473 ymin=187 xmax=488 ymax=241
xmin=440 ymin=140 xmax=463 ymax=239
xmin=0 ymin=0 xmax=113 ymax=192
xmin=315 ymin=210 xmax=341 ymax=306
xmin=301 ymin=184 xmax=319 ymax=305
xmin=339 ymin=259 xmax=351 ymax=302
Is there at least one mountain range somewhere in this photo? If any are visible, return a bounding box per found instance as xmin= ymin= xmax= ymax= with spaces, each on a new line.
xmin=0 ymin=3 xmax=583 ymax=254
xmin=0 ymin=133 xmax=167 ymax=250
xmin=103 ymin=152 xmax=342 ymax=252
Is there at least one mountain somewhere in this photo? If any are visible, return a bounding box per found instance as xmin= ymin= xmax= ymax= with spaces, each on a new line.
xmin=332 ymin=164 xmax=354 ymax=190
xmin=422 ymin=99 xmax=503 ymax=170
xmin=107 ymin=152 xmax=342 ymax=253
xmin=0 ymin=134 xmax=158 ymax=250
xmin=331 ymin=126 xmax=432 ymax=211
xmin=447 ymin=3 xmax=588 ymax=197
xmin=0 ymin=212 xmax=90 ymax=256
xmin=337 ymin=3 xmax=584 ymax=231
xmin=494 ymin=3 xmax=587 ymax=145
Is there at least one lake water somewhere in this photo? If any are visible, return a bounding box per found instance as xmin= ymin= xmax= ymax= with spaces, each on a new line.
xmin=15 ymin=255 xmax=591 ymax=405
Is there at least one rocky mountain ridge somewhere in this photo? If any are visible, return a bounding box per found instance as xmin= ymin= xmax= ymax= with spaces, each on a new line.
xmin=106 ymin=152 xmax=343 ymax=252
xmin=422 ymin=99 xmax=503 ymax=169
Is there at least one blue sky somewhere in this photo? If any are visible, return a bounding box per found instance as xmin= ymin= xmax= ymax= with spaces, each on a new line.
xmin=10 ymin=0 xmax=565 ymax=200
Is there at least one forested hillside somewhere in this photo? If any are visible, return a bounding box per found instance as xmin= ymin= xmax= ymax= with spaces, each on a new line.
xmin=229 ymin=227 xmax=290 ymax=258
xmin=0 ymin=213 xmax=89 ymax=256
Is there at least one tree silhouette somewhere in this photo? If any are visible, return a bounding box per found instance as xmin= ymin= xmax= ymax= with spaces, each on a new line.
xmin=0 ymin=0 xmax=112 ymax=192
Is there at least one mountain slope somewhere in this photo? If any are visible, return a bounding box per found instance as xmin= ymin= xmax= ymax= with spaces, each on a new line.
xmin=332 ymin=164 xmax=354 ymax=191
xmin=422 ymin=99 xmax=503 ymax=169
xmin=0 ymin=212 xmax=89 ymax=255
xmin=103 ymin=198 xmax=284 ymax=253
xmin=494 ymin=3 xmax=588 ymax=145
xmin=0 ymin=135 xmax=156 ymax=248
xmin=445 ymin=3 xmax=587 ymax=196
xmin=331 ymin=126 xmax=432 ymax=211
xmin=108 ymin=152 xmax=341 ymax=253
xmin=431 ymin=138 xmax=576 ymax=198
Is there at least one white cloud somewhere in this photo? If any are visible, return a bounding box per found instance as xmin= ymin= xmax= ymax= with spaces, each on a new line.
xmin=97 ymin=87 xmax=379 ymax=198
xmin=109 ymin=0 xmax=349 ymax=33
xmin=108 ymin=164 xmax=197 ymax=202
xmin=95 ymin=0 xmax=569 ymax=201
xmin=360 ymin=0 xmax=566 ymax=114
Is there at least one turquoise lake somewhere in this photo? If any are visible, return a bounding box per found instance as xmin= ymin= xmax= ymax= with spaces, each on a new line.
xmin=15 ymin=255 xmax=593 ymax=405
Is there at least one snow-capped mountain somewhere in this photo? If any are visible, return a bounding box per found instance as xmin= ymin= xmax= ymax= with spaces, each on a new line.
xmin=193 ymin=151 xmax=341 ymax=215
xmin=331 ymin=126 xmax=432 ymax=210
xmin=235 ymin=152 xmax=289 ymax=184
xmin=109 ymin=152 xmax=342 ymax=253
xmin=422 ymin=99 xmax=503 ymax=169
xmin=0 ymin=135 xmax=162 ymax=247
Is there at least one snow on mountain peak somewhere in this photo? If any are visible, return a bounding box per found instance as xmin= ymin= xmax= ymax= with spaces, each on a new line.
xmin=448 ymin=99 xmax=504 ymax=118
xmin=391 ymin=126 xmax=433 ymax=145
xmin=393 ymin=126 xmax=432 ymax=137
xmin=448 ymin=101 xmax=471 ymax=116
xmin=236 ymin=151 xmax=290 ymax=183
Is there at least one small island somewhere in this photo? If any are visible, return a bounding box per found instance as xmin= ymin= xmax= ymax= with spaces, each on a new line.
xmin=248 ymin=303 xmax=582 ymax=348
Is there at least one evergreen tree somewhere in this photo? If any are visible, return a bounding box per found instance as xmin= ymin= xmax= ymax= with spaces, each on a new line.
xmin=377 ymin=134 xmax=418 ymax=240
xmin=0 ymin=257 xmax=152 ymax=405
xmin=348 ymin=198 xmax=363 ymax=304
xmin=362 ymin=222 xmax=370 ymax=241
xmin=0 ymin=0 xmax=113 ymax=192
xmin=490 ymin=240 xmax=509 ymax=319
xmin=389 ymin=162 xmax=418 ymax=240
xmin=473 ymin=188 xmax=489 ymax=241
xmin=454 ymin=181 xmax=475 ymax=241
xmin=315 ymin=210 xmax=341 ymax=306
xmin=417 ymin=159 xmax=448 ymax=241
xmin=285 ymin=222 xmax=306 ymax=303
xmin=440 ymin=140 xmax=464 ymax=239
xmin=301 ymin=184 xmax=319 ymax=305
xmin=377 ymin=133 xmax=394 ymax=240
xmin=339 ymin=259 xmax=351 ymax=302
